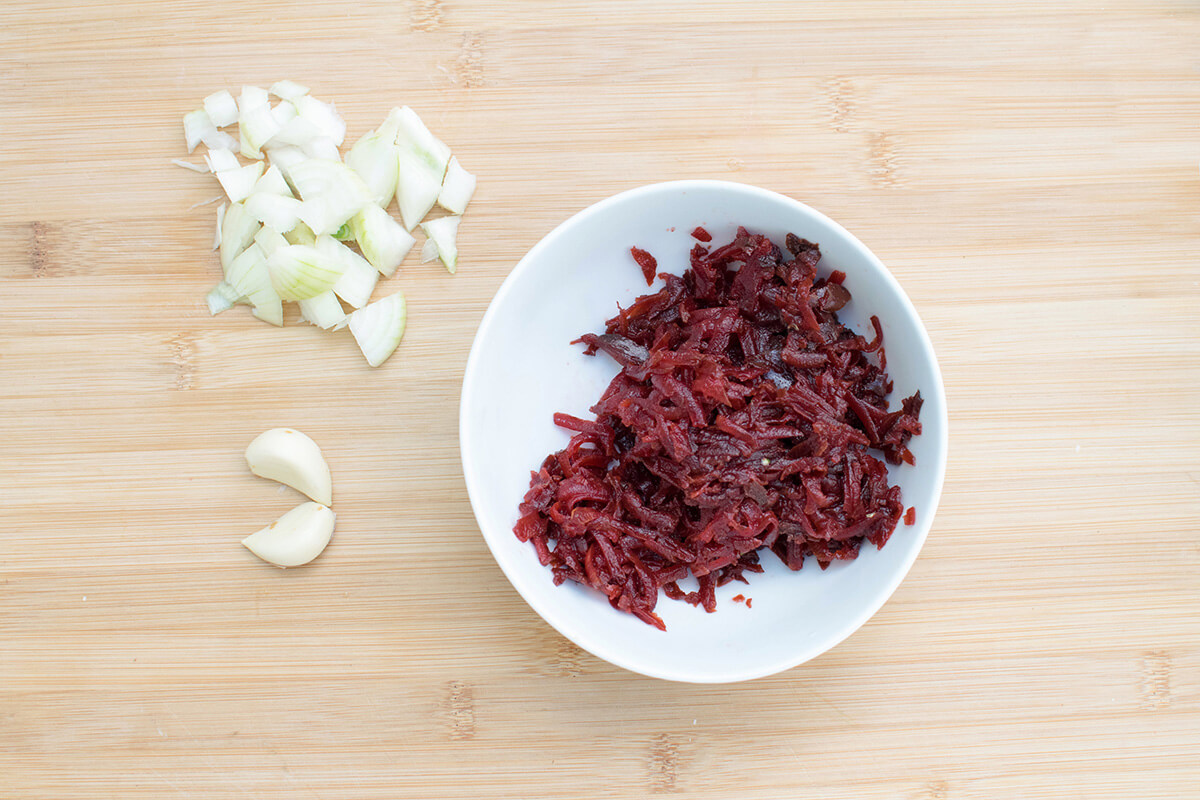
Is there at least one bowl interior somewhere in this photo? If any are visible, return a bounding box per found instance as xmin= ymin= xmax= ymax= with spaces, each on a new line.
xmin=460 ymin=181 xmax=947 ymax=683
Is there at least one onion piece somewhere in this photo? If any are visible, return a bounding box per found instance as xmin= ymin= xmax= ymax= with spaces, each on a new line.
xmin=253 ymin=164 xmax=292 ymax=197
xmin=203 ymin=147 xmax=240 ymax=174
xmin=317 ymin=235 xmax=378 ymax=309
xmin=419 ymin=215 xmax=461 ymax=274
xmin=284 ymin=222 xmax=317 ymax=247
xmin=205 ymin=130 xmax=238 ymax=150
xmin=254 ymin=226 xmax=289 ymax=257
xmin=225 ymin=243 xmax=283 ymax=326
xmin=244 ymin=191 xmax=303 ymax=233
xmin=266 ymin=145 xmax=307 ymax=192
xmin=213 ymin=202 xmax=227 ymax=250
xmin=437 ymin=156 xmax=476 ymax=214
xmin=219 ymin=202 xmax=261 ymax=271
xmin=301 ymin=136 xmax=341 ymax=162
xmin=270 ymin=80 xmax=310 ymax=101
xmin=395 ymin=149 xmax=445 ymax=230
xmin=346 ymin=126 xmax=399 ymax=207
xmin=183 ymin=109 xmax=214 ymax=153
xmin=239 ymin=102 xmax=281 ymax=159
xmin=265 ymin=244 xmax=347 ymax=301
xmin=215 ymin=161 xmax=264 ymax=204
xmin=298 ymin=290 xmax=346 ymax=329
xmin=287 ymin=159 xmax=372 ymax=236
xmin=270 ymin=100 xmax=298 ymax=129
xmin=238 ymin=85 xmax=270 ymax=114
xmin=330 ymin=244 xmax=380 ymax=308
xmin=395 ymin=106 xmax=451 ymax=175
xmin=348 ymin=291 xmax=407 ymax=367
xmin=204 ymin=90 xmax=239 ymax=128
xmin=392 ymin=107 xmax=451 ymax=229
xmin=172 ymin=158 xmax=208 ymax=174
xmin=206 ymin=280 xmax=246 ymax=315
xmin=293 ymin=95 xmax=346 ymax=146
xmin=393 ymin=105 xmax=451 ymax=227
xmin=350 ymin=204 xmax=414 ymax=277
xmin=271 ymin=116 xmax=324 ymax=149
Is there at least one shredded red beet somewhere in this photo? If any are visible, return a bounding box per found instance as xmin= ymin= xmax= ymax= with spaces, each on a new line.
xmin=515 ymin=227 xmax=923 ymax=629
xmin=904 ymin=506 xmax=916 ymax=526
xmin=691 ymin=226 xmax=713 ymax=242
xmin=630 ymin=246 xmax=658 ymax=286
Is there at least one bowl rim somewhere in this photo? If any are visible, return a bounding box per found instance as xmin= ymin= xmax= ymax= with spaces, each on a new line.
xmin=459 ymin=179 xmax=949 ymax=682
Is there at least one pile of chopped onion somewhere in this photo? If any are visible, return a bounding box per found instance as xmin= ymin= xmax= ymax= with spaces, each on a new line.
xmin=177 ymin=82 xmax=476 ymax=367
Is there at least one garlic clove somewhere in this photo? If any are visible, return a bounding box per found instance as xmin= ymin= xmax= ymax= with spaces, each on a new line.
xmin=242 ymin=501 xmax=335 ymax=567
xmin=244 ymin=428 xmax=332 ymax=505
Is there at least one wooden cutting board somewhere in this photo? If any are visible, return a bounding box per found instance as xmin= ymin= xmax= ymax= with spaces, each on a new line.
xmin=2 ymin=2 xmax=1198 ymax=798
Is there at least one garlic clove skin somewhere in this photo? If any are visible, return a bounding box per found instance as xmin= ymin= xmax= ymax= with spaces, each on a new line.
xmin=245 ymin=428 xmax=332 ymax=506
xmin=242 ymin=502 xmax=335 ymax=567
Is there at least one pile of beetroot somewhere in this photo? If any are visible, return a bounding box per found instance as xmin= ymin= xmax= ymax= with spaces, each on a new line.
xmin=514 ymin=227 xmax=922 ymax=629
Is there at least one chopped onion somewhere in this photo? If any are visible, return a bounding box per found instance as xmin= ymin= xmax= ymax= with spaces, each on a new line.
xmin=225 ymin=243 xmax=283 ymax=326
xmin=350 ymin=204 xmax=414 ymax=277
xmin=213 ymin=202 xmax=227 ymax=250
xmin=244 ymin=191 xmax=303 ymax=232
xmin=266 ymin=145 xmax=307 ymax=192
xmin=287 ymin=159 xmax=371 ymax=235
xmin=348 ymin=291 xmax=407 ymax=367
xmin=395 ymin=149 xmax=445 ymax=230
xmin=204 ymin=90 xmax=239 ymax=128
xmin=270 ymin=101 xmax=298 ymax=128
xmin=420 ymin=215 xmax=461 ymax=274
xmin=293 ymin=95 xmax=346 ymax=146
xmin=298 ymin=290 xmax=346 ymax=329
xmin=301 ymin=136 xmax=341 ymax=161
xmin=239 ymin=102 xmax=281 ymax=158
xmin=330 ymin=244 xmax=380 ymax=308
xmin=203 ymin=147 xmax=240 ymax=174
xmin=265 ymin=244 xmax=346 ymax=301
xmin=182 ymin=83 xmax=470 ymax=363
xmin=393 ymin=107 xmax=451 ymax=229
xmin=346 ymin=127 xmax=399 ymax=207
xmin=420 ymin=237 xmax=437 ymax=264
xmin=437 ymin=156 xmax=476 ymax=214
xmin=172 ymin=158 xmax=208 ymax=174
xmin=238 ymin=85 xmax=270 ymax=114
xmin=253 ymin=225 xmax=289 ymax=257
xmin=317 ymin=235 xmax=378 ymax=309
xmin=183 ymin=109 xmax=214 ymax=153
xmin=270 ymin=80 xmax=310 ymax=101
xmin=215 ymin=161 xmax=264 ymax=203
xmin=206 ymin=280 xmax=245 ymax=315
xmin=205 ymin=130 xmax=238 ymax=150
xmin=271 ymin=116 xmax=324 ymax=149
xmin=219 ymin=202 xmax=261 ymax=271
xmin=395 ymin=106 xmax=451 ymax=175
xmin=284 ymin=222 xmax=317 ymax=246
xmin=253 ymin=164 xmax=292 ymax=197
xmin=254 ymin=228 xmax=289 ymax=259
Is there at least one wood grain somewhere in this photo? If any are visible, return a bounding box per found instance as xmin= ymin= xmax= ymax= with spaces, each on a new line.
xmin=2 ymin=1 xmax=1199 ymax=798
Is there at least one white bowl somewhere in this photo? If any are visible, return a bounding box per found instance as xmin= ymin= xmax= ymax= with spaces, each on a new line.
xmin=460 ymin=181 xmax=947 ymax=683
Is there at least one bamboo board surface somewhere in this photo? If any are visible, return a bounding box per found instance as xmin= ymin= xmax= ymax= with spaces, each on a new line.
xmin=2 ymin=2 xmax=1199 ymax=798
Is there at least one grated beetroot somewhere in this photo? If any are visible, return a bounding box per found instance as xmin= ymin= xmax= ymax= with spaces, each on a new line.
xmin=630 ymin=247 xmax=658 ymax=286
xmin=515 ymin=228 xmax=922 ymax=629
